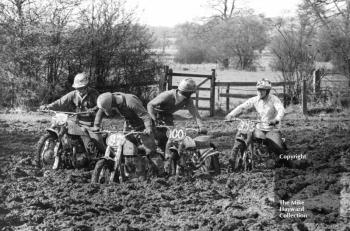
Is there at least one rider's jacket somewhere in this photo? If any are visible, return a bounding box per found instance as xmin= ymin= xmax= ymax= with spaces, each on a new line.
xmin=94 ymin=92 xmax=152 ymax=131
xmin=147 ymin=89 xmax=203 ymax=127
xmin=47 ymin=87 xmax=99 ymax=123
xmin=227 ymin=94 xmax=285 ymax=131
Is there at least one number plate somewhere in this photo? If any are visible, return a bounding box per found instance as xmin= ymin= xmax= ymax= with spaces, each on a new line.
xmin=237 ymin=120 xmax=255 ymax=133
xmin=167 ymin=128 xmax=186 ymax=141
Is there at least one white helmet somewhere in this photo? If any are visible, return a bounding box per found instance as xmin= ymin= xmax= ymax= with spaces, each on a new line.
xmin=178 ymin=78 xmax=197 ymax=93
xmin=256 ymin=78 xmax=272 ymax=90
xmin=72 ymin=73 xmax=89 ymax=88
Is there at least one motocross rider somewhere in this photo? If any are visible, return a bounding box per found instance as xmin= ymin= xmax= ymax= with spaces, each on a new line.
xmin=93 ymin=92 xmax=160 ymax=178
xmin=39 ymin=73 xmax=103 ymax=155
xmin=225 ymin=78 xmax=286 ymax=169
xmin=40 ymin=72 xmax=99 ymax=123
xmin=147 ymin=78 xmax=207 ymax=172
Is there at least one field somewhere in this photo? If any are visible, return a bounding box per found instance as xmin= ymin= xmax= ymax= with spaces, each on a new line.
xmin=168 ymin=62 xmax=349 ymax=116
xmin=169 ymin=62 xmax=285 ymax=116
xmin=0 ymin=109 xmax=350 ymax=230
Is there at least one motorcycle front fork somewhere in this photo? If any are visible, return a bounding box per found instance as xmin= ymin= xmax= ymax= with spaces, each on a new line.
xmin=52 ymin=141 xmax=61 ymax=170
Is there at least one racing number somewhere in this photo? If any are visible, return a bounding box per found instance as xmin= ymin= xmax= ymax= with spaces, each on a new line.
xmin=169 ymin=129 xmax=186 ymax=140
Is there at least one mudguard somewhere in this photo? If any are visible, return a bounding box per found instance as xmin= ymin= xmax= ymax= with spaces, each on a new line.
xmin=122 ymin=139 xmax=138 ymax=156
xmin=46 ymin=128 xmax=59 ymax=138
xmin=193 ymin=135 xmax=212 ymax=149
xmin=253 ymin=129 xmax=266 ymax=140
xmin=182 ymin=136 xmax=196 ymax=149
xmin=99 ymin=156 xmax=114 ymax=162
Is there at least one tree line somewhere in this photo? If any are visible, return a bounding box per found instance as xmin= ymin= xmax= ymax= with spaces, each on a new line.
xmin=1 ymin=0 xmax=349 ymax=109
xmin=169 ymin=0 xmax=350 ymax=100
xmin=0 ymin=0 xmax=161 ymax=109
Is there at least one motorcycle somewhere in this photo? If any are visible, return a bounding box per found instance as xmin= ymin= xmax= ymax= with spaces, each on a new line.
xmin=36 ymin=110 xmax=103 ymax=170
xmin=91 ymin=129 xmax=160 ymax=184
xmin=160 ymin=126 xmax=221 ymax=176
xmin=225 ymin=118 xmax=282 ymax=172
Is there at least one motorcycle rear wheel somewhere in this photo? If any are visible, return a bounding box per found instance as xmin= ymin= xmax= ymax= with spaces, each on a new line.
xmin=91 ymin=159 xmax=115 ymax=184
xmin=36 ymin=132 xmax=58 ymax=169
xmin=201 ymin=153 xmax=221 ymax=175
xmin=164 ymin=150 xmax=178 ymax=176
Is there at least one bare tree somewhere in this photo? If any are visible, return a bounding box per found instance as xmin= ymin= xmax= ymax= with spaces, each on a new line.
xmin=269 ymin=16 xmax=316 ymax=102
xmin=302 ymin=0 xmax=350 ymax=85
xmin=206 ymin=0 xmax=237 ymax=20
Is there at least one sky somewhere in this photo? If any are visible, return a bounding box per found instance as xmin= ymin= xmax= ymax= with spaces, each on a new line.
xmin=126 ymin=0 xmax=302 ymax=27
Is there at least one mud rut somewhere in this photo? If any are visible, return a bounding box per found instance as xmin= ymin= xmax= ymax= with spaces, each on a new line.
xmin=0 ymin=114 xmax=350 ymax=230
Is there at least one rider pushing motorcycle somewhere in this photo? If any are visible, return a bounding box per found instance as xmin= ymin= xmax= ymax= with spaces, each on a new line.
xmin=147 ymin=78 xmax=208 ymax=172
xmin=40 ymin=73 xmax=99 ymax=124
xmin=93 ymin=92 xmax=159 ymax=178
xmin=225 ymin=78 xmax=286 ymax=169
xmin=39 ymin=73 xmax=103 ymax=153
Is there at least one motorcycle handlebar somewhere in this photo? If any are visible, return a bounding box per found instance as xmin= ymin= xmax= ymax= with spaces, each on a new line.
xmin=225 ymin=118 xmax=262 ymax=123
xmin=156 ymin=125 xmax=201 ymax=133
xmin=225 ymin=118 xmax=279 ymax=126
xmin=38 ymin=109 xmax=91 ymax=116
xmin=156 ymin=125 xmax=174 ymax=129
xmin=91 ymin=130 xmax=144 ymax=137
xmin=124 ymin=131 xmax=144 ymax=137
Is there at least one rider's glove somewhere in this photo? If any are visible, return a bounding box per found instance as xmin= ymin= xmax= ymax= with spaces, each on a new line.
xmin=155 ymin=120 xmax=165 ymax=126
xmin=269 ymin=119 xmax=280 ymax=126
xmin=91 ymin=126 xmax=101 ymax=132
xmin=199 ymin=126 xmax=208 ymax=135
xmin=86 ymin=107 xmax=98 ymax=115
xmin=143 ymin=127 xmax=153 ymax=135
xmin=225 ymin=114 xmax=233 ymax=121
xmin=39 ymin=105 xmax=49 ymax=111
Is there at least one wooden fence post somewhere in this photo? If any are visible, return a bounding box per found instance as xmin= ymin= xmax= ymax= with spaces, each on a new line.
xmin=226 ymin=84 xmax=230 ymax=112
xmin=167 ymin=68 xmax=173 ymax=90
xmin=195 ymin=90 xmax=199 ymax=108
xmin=302 ymin=79 xmax=307 ymax=114
xmin=160 ymin=65 xmax=169 ymax=92
xmin=210 ymin=69 xmax=216 ymax=116
xmin=283 ymin=82 xmax=286 ymax=108
xmin=159 ymin=65 xmax=168 ymax=92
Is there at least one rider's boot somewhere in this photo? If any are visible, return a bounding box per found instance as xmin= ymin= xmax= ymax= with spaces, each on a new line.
xmin=228 ymin=158 xmax=235 ymax=173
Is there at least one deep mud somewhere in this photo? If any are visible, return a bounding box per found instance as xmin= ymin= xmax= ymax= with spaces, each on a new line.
xmin=0 ymin=111 xmax=350 ymax=230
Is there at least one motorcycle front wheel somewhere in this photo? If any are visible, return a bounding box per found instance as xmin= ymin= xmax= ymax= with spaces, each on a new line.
xmin=36 ymin=132 xmax=58 ymax=169
xmin=91 ymin=159 xmax=115 ymax=184
xmin=231 ymin=141 xmax=245 ymax=172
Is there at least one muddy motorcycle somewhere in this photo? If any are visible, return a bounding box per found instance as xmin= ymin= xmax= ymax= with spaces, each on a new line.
xmin=226 ymin=118 xmax=282 ymax=172
xmin=36 ymin=110 xmax=103 ymax=170
xmin=160 ymin=126 xmax=221 ymax=176
xmin=91 ymin=130 xmax=161 ymax=184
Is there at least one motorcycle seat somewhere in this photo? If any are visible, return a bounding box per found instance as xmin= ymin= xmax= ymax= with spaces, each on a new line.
xmin=193 ymin=135 xmax=212 ymax=148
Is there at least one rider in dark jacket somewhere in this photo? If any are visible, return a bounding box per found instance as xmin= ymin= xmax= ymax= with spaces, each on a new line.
xmin=40 ymin=73 xmax=99 ymax=125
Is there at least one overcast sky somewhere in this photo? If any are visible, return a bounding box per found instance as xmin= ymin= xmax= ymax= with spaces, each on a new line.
xmin=126 ymin=0 xmax=302 ymax=27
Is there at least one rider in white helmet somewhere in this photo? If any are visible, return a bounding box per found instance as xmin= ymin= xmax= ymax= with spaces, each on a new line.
xmin=147 ymin=78 xmax=207 ymax=173
xmin=225 ymin=78 xmax=286 ymax=169
xmin=147 ymin=78 xmax=206 ymax=129
xmin=40 ymin=72 xmax=99 ymax=124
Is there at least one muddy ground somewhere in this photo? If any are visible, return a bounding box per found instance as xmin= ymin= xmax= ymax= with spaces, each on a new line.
xmin=0 ymin=110 xmax=350 ymax=231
